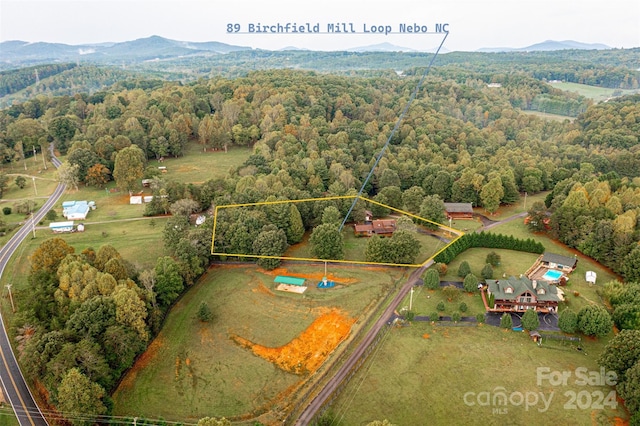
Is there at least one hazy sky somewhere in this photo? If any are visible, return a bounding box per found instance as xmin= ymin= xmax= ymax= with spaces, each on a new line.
xmin=1 ymin=0 xmax=639 ymax=52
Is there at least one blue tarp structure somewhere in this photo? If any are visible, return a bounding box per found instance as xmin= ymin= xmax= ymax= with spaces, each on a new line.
xmin=317 ymin=279 xmax=335 ymax=289
xmin=274 ymin=276 xmax=306 ymax=286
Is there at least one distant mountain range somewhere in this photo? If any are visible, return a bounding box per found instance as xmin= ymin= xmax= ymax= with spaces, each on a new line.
xmin=0 ymin=35 xmax=614 ymax=69
xmin=477 ymin=40 xmax=610 ymax=53
xmin=0 ymin=35 xmax=251 ymax=67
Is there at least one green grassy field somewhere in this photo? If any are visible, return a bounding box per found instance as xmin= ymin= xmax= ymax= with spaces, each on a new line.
xmin=148 ymin=145 xmax=251 ymax=184
xmin=3 ymin=217 xmax=167 ymax=304
xmin=521 ymin=110 xmax=574 ymax=122
xmin=549 ymin=81 xmax=640 ymax=103
xmin=112 ymin=264 xmax=404 ymax=423
xmin=328 ymin=324 xmax=625 ymax=426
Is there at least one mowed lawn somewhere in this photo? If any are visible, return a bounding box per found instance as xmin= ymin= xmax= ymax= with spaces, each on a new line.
xmin=112 ymin=264 xmax=404 ymax=422
xmin=329 ymin=324 xmax=626 ymax=426
xmin=4 ymin=217 xmax=168 ymax=297
xmin=148 ymin=145 xmax=252 ymax=184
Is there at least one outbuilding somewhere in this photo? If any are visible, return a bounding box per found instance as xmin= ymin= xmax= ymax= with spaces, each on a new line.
xmin=49 ymin=221 xmax=74 ymax=233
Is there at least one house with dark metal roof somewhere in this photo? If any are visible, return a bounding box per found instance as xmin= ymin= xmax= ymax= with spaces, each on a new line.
xmin=486 ymin=275 xmax=560 ymax=313
xmin=540 ymin=252 xmax=578 ymax=272
xmin=354 ymin=219 xmax=397 ymax=237
xmin=444 ymin=202 xmax=474 ymax=219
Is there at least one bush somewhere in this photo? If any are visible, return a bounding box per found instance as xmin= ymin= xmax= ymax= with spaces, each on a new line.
xmin=463 ymin=273 xmax=479 ymax=293
xmin=437 ymin=301 xmax=446 ymax=312
xmin=442 ymin=285 xmax=460 ymax=302
xmin=406 ymin=311 xmax=415 ymax=321
xmin=430 ymin=312 xmax=440 ymax=322
xmin=197 ymin=302 xmax=213 ymax=322
xmin=522 ymin=308 xmax=540 ymax=331
xmin=486 ymin=251 xmax=501 ymax=266
xmin=481 ymin=263 xmax=494 ymax=280
xmin=500 ymin=313 xmax=513 ymax=329
xmin=558 ymin=308 xmax=578 ymax=334
xmin=45 ymin=209 xmax=57 ymax=221
xmin=434 ymin=262 xmax=448 ymax=276
xmin=457 ymin=261 xmax=471 ymax=278
xmin=578 ymin=305 xmax=613 ymax=337
xmin=2 ymin=207 xmax=10 ymax=215
xmin=459 ymin=302 xmax=468 ymax=312
xmin=452 ymin=312 xmax=461 ymax=322
xmin=15 ymin=175 xmax=26 ymax=189
xmin=423 ymin=268 xmax=440 ymax=290
xmin=476 ymin=313 xmax=485 ymax=323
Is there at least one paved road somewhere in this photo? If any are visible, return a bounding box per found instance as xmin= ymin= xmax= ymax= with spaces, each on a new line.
xmin=295 ymin=262 xmax=432 ymax=425
xmin=0 ymin=151 xmax=63 ymax=426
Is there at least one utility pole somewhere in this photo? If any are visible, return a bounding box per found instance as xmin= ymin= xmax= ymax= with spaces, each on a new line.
xmin=6 ymin=284 xmax=15 ymax=313
xmin=32 ymin=176 xmax=37 ymax=196
xmin=409 ymin=286 xmax=414 ymax=312
xmin=523 ymin=192 xmax=528 ymax=210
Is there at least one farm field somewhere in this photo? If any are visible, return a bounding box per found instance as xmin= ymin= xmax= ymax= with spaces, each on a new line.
xmin=2 ymin=216 xmax=168 ymax=316
xmin=147 ymin=145 xmax=252 ymax=184
xmin=549 ymin=81 xmax=640 ymax=102
xmin=112 ymin=264 xmax=406 ymax=423
xmin=328 ymin=323 xmax=625 ymax=426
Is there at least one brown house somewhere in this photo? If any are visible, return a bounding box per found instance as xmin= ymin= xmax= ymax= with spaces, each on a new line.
xmin=354 ymin=219 xmax=397 ymax=237
xmin=444 ymin=202 xmax=474 ymax=219
xmin=486 ymin=276 xmax=560 ymax=314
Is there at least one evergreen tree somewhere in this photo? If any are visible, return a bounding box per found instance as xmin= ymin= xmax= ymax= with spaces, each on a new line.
xmin=558 ymin=308 xmax=578 ymax=334
xmin=521 ymin=308 xmax=540 ymax=331
xmin=457 ymin=260 xmax=471 ymax=278
xmin=500 ymin=313 xmax=513 ymax=329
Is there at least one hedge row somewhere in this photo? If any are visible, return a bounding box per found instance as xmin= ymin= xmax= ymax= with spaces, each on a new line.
xmin=434 ymin=231 xmax=545 ymax=264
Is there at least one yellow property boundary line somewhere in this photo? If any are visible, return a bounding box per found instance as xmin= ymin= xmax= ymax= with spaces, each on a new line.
xmin=211 ymin=195 xmax=465 ymax=268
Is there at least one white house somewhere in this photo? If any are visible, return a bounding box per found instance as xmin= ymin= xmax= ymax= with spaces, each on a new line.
xmin=62 ymin=201 xmax=92 ymax=220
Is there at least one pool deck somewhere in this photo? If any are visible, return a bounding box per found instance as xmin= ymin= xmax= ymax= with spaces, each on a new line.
xmin=529 ymin=266 xmax=563 ymax=283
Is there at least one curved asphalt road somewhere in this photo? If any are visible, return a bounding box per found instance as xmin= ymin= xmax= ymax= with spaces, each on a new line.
xmin=0 ymin=150 xmax=64 ymax=426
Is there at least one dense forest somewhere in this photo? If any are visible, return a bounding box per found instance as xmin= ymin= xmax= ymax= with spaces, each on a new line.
xmin=2 ymin=47 xmax=639 ymax=108
xmin=1 ymin=62 xmax=640 ymax=420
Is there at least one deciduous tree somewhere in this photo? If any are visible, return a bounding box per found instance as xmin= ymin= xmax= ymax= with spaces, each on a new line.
xmin=598 ymin=330 xmax=640 ymax=380
xmin=521 ymin=308 xmax=540 ymax=331
xmin=310 ymin=223 xmax=344 ymax=260
xmin=113 ymin=145 xmax=145 ymax=194
xmin=578 ymin=304 xmax=613 ymax=337
xmin=30 ymin=237 xmax=75 ymax=274
xmin=57 ymin=368 xmax=106 ymax=425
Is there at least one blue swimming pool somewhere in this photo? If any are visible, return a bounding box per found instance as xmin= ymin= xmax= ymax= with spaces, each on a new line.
xmin=542 ymin=270 xmax=563 ymax=281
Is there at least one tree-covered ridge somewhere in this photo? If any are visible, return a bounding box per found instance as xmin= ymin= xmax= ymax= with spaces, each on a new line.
xmin=1 ymin=48 xmax=638 ymax=107
xmin=576 ymin=94 xmax=640 ymax=149
xmin=0 ymin=65 xmax=142 ymax=107
xmin=0 ymin=63 xmax=77 ymax=97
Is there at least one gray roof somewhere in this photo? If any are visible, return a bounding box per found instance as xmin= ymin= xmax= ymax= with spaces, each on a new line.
xmin=444 ymin=202 xmax=474 ymax=213
xmin=541 ymin=252 xmax=577 ymax=268
xmin=487 ymin=276 xmax=559 ymax=302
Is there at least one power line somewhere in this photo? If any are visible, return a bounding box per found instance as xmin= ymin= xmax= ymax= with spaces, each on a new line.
xmin=338 ymin=31 xmax=449 ymax=232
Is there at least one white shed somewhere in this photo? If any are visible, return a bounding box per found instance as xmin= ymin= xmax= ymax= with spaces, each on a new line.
xmin=130 ymin=196 xmax=143 ymax=205
xmin=49 ymin=221 xmax=74 ymax=233
xmin=586 ymin=271 xmax=597 ymax=284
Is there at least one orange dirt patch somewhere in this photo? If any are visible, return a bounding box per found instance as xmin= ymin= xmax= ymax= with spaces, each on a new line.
xmin=232 ymin=309 xmax=354 ymax=375
xmin=198 ymin=326 xmax=215 ymax=345
xmin=253 ymin=282 xmax=275 ymax=296
xmin=422 ymin=333 xmax=430 ymax=339
xmin=265 ymin=267 xmax=357 ymax=285
xmin=117 ymin=337 xmax=164 ymax=391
